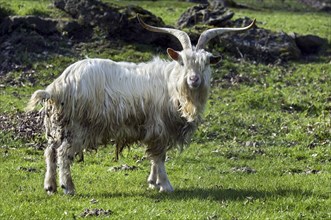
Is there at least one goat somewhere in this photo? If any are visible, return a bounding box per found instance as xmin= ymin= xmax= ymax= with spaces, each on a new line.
xmin=26 ymin=15 xmax=255 ymax=195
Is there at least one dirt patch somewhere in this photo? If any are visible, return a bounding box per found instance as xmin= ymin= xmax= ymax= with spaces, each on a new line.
xmin=231 ymin=166 xmax=256 ymax=174
xmin=178 ymin=3 xmax=327 ymax=63
xmin=108 ymin=164 xmax=138 ymax=172
xmin=0 ymin=0 xmax=177 ymax=75
xmin=79 ymin=208 xmax=113 ymax=217
xmin=0 ymin=111 xmax=44 ymax=147
xmin=0 ymin=0 xmax=328 ymax=75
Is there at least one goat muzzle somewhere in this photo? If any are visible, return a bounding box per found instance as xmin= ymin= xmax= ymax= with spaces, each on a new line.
xmin=188 ymin=74 xmax=201 ymax=89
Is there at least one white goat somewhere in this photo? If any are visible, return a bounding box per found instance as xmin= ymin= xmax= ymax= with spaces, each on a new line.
xmin=26 ymin=15 xmax=255 ymax=195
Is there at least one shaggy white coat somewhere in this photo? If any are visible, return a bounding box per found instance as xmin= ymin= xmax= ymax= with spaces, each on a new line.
xmin=27 ymin=49 xmax=212 ymax=194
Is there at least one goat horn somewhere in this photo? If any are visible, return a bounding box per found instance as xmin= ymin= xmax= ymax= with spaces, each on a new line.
xmin=137 ymin=14 xmax=192 ymax=50
xmin=196 ymin=19 xmax=256 ymax=50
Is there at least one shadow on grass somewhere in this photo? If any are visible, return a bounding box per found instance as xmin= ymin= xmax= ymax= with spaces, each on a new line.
xmin=89 ymin=187 xmax=312 ymax=202
xmin=150 ymin=187 xmax=312 ymax=201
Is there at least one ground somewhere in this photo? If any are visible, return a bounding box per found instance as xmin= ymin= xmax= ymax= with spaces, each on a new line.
xmin=0 ymin=0 xmax=330 ymax=219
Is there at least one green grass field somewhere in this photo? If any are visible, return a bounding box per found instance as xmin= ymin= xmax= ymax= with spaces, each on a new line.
xmin=0 ymin=0 xmax=330 ymax=219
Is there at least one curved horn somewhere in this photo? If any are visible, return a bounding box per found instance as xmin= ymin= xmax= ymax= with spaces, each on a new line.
xmin=137 ymin=14 xmax=192 ymax=50
xmin=196 ymin=19 xmax=256 ymax=50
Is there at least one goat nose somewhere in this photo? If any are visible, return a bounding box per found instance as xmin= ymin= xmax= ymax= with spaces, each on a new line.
xmin=189 ymin=75 xmax=199 ymax=82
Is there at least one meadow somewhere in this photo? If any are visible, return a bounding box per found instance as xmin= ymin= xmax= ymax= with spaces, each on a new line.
xmin=0 ymin=0 xmax=330 ymax=219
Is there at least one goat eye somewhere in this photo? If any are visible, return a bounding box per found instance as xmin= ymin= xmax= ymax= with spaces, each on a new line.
xmin=178 ymin=60 xmax=184 ymax=66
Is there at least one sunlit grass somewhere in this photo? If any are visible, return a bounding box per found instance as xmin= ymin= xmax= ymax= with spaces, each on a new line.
xmin=0 ymin=0 xmax=330 ymax=219
xmin=0 ymin=0 xmax=51 ymax=16
xmin=233 ymin=9 xmax=331 ymax=42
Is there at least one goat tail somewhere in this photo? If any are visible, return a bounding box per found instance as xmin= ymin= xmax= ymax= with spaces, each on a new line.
xmin=26 ymin=89 xmax=51 ymax=112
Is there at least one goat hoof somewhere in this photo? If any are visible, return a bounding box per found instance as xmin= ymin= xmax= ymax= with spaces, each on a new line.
xmin=60 ymin=185 xmax=75 ymax=195
xmin=147 ymin=179 xmax=160 ymax=190
xmin=159 ymin=187 xmax=174 ymax=193
xmin=148 ymin=183 xmax=159 ymax=190
xmin=63 ymin=188 xmax=75 ymax=195
xmin=159 ymin=184 xmax=174 ymax=193
xmin=45 ymin=186 xmax=57 ymax=195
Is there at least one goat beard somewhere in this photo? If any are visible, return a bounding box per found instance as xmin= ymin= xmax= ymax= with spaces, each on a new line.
xmin=178 ymin=81 xmax=209 ymax=122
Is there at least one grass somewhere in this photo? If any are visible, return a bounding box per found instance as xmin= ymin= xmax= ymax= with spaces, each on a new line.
xmin=235 ymin=0 xmax=320 ymax=11
xmin=0 ymin=0 xmax=54 ymax=16
xmin=1 ymin=0 xmax=331 ymax=219
xmin=233 ymin=9 xmax=331 ymax=41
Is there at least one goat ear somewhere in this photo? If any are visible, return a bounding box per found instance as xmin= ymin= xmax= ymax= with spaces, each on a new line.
xmin=210 ymin=55 xmax=222 ymax=65
xmin=167 ymin=48 xmax=180 ymax=61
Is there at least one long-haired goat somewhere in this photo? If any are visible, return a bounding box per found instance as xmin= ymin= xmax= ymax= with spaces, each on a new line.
xmin=26 ymin=15 xmax=255 ymax=195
